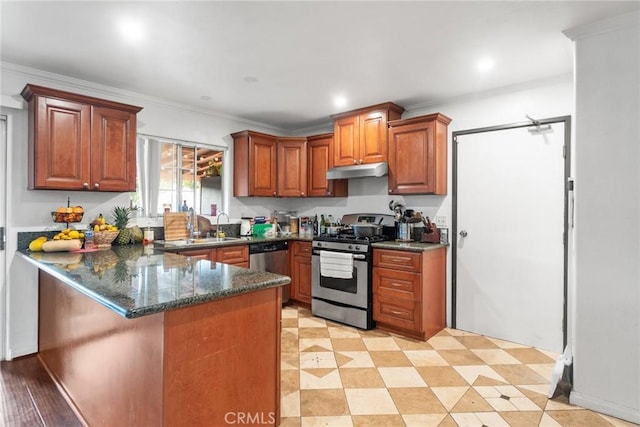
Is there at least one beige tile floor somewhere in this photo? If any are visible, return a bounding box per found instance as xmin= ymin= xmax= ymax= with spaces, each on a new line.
xmin=280 ymin=306 xmax=637 ymax=427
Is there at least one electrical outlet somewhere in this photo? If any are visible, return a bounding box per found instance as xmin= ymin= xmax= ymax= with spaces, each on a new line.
xmin=435 ymin=216 xmax=447 ymax=228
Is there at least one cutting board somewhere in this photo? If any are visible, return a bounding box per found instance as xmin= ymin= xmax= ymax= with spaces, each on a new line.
xmin=163 ymin=212 xmax=189 ymax=241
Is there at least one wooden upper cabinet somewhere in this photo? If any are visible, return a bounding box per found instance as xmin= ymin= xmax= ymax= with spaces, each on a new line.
xmin=232 ymin=130 xmax=277 ymax=197
xmin=277 ymin=137 xmax=307 ymax=197
xmin=21 ymin=84 xmax=142 ymax=192
xmin=331 ymin=102 xmax=404 ymax=166
xmin=92 ymin=106 xmax=137 ymax=192
xmin=388 ymin=113 xmax=452 ymax=195
xmin=307 ymin=133 xmax=348 ymax=197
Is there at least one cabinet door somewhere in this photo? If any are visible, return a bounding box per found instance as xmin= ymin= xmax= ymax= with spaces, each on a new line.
xmin=307 ymin=134 xmax=348 ymax=197
xmin=216 ymin=245 xmax=249 ymax=266
xmin=290 ymin=241 xmax=312 ymax=304
xmin=277 ymin=138 xmax=307 ymax=197
xmin=249 ymin=134 xmax=277 ymax=197
xmin=172 ymin=248 xmax=215 ymax=261
xmin=32 ymin=96 xmax=91 ymax=190
xmin=333 ymin=115 xmax=359 ymax=166
xmin=91 ymin=106 xmax=137 ymax=191
xmin=359 ymin=110 xmax=388 ymax=164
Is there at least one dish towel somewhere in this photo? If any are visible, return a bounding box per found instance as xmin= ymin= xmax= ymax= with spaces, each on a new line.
xmin=320 ymin=250 xmax=354 ymax=279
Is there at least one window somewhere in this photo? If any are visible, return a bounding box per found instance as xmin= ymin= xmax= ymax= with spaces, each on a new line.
xmin=136 ymin=135 xmax=225 ymax=217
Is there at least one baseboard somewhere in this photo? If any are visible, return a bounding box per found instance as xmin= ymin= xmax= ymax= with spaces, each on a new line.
xmin=571 ymin=390 xmax=640 ymax=424
xmin=7 ymin=344 xmax=38 ymax=360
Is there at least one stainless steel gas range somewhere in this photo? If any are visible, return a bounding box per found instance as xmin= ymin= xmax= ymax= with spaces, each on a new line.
xmin=311 ymin=213 xmax=396 ymax=329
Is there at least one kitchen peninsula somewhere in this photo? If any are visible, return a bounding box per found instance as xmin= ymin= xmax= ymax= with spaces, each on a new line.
xmin=19 ymin=245 xmax=290 ymax=426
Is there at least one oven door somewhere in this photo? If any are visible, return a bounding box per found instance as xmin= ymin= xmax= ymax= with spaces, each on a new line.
xmin=311 ymin=251 xmax=368 ymax=309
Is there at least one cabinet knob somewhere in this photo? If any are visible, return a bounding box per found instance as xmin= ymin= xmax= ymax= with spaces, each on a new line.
xmin=389 ymin=189 xmax=392 ymax=193
xmin=83 ymin=182 xmax=89 ymax=189
xmin=301 ymin=192 xmax=305 ymax=197
xmin=94 ymin=183 xmax=100 ymax=189
xmin=328 ymin=191 xmax=332 ymax=195
xmin=353 ymin=159 xmax=357 ymax=164
xmin=273 ymin=192 xmax=277 ymax=196
xmin=359 ymin=159 xmax=363 ymax=164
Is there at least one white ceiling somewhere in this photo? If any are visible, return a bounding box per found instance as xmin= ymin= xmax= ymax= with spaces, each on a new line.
xmin=1 ymin=1 xmax=638 ymax=131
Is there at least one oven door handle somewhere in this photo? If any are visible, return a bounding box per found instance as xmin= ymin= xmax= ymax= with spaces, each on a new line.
xmin=312 ymin=250 xmax=366 ymax=260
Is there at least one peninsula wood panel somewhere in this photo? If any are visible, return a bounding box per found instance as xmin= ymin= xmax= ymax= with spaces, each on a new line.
xmin=38 ymin=270 xmax=282 ymax=426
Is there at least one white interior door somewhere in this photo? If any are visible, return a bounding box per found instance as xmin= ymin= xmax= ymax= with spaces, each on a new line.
xmin=456 ymin=123 xmax=565 ymax=352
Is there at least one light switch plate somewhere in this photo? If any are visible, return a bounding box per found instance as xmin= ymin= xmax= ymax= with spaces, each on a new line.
xmin=435 ymin=216 xmax=447 ymax=228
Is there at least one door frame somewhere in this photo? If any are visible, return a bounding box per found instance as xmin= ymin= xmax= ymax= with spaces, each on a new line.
xmin=451 ymin=115 xmax=572 ymax=348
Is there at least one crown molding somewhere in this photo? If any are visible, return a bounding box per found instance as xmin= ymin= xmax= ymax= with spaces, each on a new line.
xmin=563 ymin=10 xmax=639 ymax=41
xmin=0 ymin=62 xmax=287 ymax=133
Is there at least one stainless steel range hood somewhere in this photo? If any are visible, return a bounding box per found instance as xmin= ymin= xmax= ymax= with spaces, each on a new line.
xmin=326 ymin=162 xmax=388 ymax=180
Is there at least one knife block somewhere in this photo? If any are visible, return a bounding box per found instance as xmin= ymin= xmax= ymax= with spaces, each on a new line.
xmin=422 ymin=226 xmax=441 ymax=243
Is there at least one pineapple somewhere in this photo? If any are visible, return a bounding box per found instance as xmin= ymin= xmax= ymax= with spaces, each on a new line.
xmin=112 ymin=206 xmax=133 ymax=245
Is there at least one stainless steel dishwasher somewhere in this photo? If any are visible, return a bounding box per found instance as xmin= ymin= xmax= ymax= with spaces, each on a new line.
xmin=249 ymin=240 xmax=290 ymax=302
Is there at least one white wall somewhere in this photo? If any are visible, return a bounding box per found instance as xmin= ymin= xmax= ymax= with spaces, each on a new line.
xmin=564 ymin=13 xmax=640 ymax=423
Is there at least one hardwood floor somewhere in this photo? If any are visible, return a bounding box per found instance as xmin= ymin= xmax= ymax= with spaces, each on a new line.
xmin=0 ymin=355 xmax=81 ymax=426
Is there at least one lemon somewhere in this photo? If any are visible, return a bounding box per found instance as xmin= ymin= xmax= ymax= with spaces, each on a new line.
xmin=94 ymin=225 xmax=100 ymax=233
xmin=53 ymin=235 xmax=61 ymax=240
xmin=68 ymin=230 xmax=80 ymax=239
xmin=29 ymin=238 xmax=46 ymax=251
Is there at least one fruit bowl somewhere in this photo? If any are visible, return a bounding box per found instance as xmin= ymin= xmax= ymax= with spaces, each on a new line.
xmin=51 ymin=212 xmax=84 ymax=223
xmin=93 ymin=230 xmax=120 ymax=249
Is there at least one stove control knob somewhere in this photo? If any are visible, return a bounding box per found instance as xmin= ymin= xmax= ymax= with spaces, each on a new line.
xmin=348 ymin=245 xmax=353 ymax=250
xmin=354 ymin=245 xmax=360 ymax=251
xmin=317 ymin=242 xmax=323 ymax=247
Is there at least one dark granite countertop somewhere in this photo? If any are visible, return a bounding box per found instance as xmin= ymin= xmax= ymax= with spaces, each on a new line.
xmin=18 ymin=244 xmax=290 ymax=319
xmin=153 ymin=233 xmax=314 ymax=250
xmin=371 ymin=241 xmax=448 ymax=252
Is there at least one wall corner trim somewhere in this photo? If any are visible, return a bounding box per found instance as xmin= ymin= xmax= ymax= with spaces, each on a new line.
xmin=563 ymin=11 xmax=639 ymax=41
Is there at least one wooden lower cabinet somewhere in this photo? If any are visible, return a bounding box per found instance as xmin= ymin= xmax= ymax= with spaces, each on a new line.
xmin=289 ymin=241 xmax=312 ymax=306
xmin=215 ymin=244 xmax=249 ymax=268
xmin=38 ymin=270 xmax=282 ymax=426
xmin=167 ymin=245 xmax=249 ymax=267
xmin=373 ymin=247 xmax=446 ymax=340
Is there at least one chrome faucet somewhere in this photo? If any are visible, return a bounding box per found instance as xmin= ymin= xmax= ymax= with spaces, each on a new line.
xmin=216 ymin=211 xmax=229 ymax=238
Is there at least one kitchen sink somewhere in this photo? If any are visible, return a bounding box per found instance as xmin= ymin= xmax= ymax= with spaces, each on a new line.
xmin=161 ymin=237 xmax=241 ymax=246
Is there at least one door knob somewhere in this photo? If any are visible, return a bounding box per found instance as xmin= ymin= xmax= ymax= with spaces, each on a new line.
xmin=460 ymin=230 xmax=468 ymax=237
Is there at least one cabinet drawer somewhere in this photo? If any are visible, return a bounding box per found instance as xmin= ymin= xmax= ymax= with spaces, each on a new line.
xmin=172 ymin=248 xmax=213 ymax=261
xmin=373 ymin=267 xmax=421 ymax=300
xmin=216 ymin=245 xmax=249 ymax=264
xmin=373 ymin=249 xmax=421 ymax=271
xmin=292 ymin=241 xmax=312 ymax=255
xmin=373 ymin=294 xmax=420 ymax=331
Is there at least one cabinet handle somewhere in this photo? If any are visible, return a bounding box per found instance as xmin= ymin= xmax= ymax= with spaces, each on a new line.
xmin=390 ymin=282 xmax=402 ymax=287
xmin=390 ymin=310 xmax=404 ymax=316
xmin=83 ymin=182 xmax=89 ymax=189
xmin=94 ymin=183 xmax=100 ymax=189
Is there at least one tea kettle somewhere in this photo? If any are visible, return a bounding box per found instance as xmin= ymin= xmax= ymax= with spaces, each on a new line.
xmin=240 ymin=217 xmax=252 ymax=236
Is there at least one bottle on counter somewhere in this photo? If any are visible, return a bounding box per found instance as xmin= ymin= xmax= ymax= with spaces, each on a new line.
xmin=181 ymin=200 xmax=189 ymax=212
xmin=313 ymin=214 xmax=319 ymax=236
xmin=84 ymin=230 xmax=95 ymax=250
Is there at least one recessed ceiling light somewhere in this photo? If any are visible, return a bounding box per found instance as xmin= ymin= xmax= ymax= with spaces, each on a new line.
xmin=200 ymin=95 xmax=212 ymax=101
xmin=243 ymin=76 xmax=258 ymax=83
xmin=334 ymin=96 xmax=347 ymax=108
xmin=118 ymin=18 xmax=144 ymax=43
xmin=476 ymin=57 xmax=495 ymax=72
